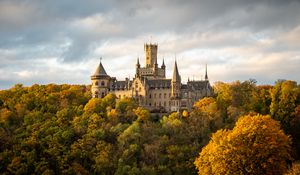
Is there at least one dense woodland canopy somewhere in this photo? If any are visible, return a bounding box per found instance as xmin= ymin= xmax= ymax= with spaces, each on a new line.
xmin=0 ymin=80 xmax=300 ymax=175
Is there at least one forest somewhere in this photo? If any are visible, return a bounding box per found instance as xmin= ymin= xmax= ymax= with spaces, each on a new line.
xmin=0 ymin=80 xmax=300 ymax=175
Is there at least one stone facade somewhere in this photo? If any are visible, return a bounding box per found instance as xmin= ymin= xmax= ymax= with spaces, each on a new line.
xmin=91 ymin=43 xmax=213 ymax=112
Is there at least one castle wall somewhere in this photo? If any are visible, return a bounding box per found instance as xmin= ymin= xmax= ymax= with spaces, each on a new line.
xmin=111 ymin=90 xmax=133 ymax=99
xmin=147 ymin=88 xmax=172 ymax=112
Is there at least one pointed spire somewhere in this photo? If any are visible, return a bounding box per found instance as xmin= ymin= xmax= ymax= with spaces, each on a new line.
xmin=161 ymin=58 xmax=166 ymax=69
xmin=93 ymin=57 xmax=108 ymax=76
xmin=136 ymin=57 xmax=140 ymax=68
xmin=172 ymin=60 xmax=181 ymax=82
xmin=205 ymin=64 xmax=208 ymax=80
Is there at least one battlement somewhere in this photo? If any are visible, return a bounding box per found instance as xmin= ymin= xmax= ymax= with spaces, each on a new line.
xmin=144 ymin=43 xmax=158 ymax=68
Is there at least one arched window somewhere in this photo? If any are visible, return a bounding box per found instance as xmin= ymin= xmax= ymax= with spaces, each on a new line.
xmin=101 ymin=81 xmax=105 ymax=86
xmin=101 ymin=92 xmax=105 ymax=98
xmin=95 ymin=81 xmax=99 ymax=86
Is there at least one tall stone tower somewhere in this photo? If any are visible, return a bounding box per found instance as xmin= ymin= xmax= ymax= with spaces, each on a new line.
xmin=144 ymin=43 xmax=158 ymax=68
xmin=171 ymin=60 xmax=181 ymax=112
xmin=91 ymin=60 xmax=110 ymax=98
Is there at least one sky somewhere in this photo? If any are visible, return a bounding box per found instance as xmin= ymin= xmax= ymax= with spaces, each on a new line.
xmin=1 ymin=0 xmax=300 ymax=89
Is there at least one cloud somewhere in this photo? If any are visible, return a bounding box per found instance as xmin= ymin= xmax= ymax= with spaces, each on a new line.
xmin=1 ymin=0 xmax=300 ymax=89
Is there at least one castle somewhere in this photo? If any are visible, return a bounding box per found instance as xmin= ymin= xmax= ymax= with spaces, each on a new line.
xmin=91 ymin=43 xmax=213 ymax=112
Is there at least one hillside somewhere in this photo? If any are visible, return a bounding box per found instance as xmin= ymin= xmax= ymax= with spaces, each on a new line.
xmin=0 ymin=80 xmax=300 ymax=174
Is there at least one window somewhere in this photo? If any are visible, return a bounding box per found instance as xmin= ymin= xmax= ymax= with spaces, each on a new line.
xmin=164 ymin=101 xmax=166 ymax=106
xmin=149 ymin=94 xmax=152 ymax=98
xmin=101 ymin=92 xmax=105 ymax=98
xmin=95 ymin=81 xmax=99 ymax=86
xmin=101 ymin=81 xmax=105 ymax=86
xmin=159 ymin=93 xmax=161 ymax=98
xmin=164 ymin=93 xmax=166 ymax=98
xmin=154 ymin=93 xmax=156 ymax=98
xmin=184 ymin=92 xmax=188 ymax=97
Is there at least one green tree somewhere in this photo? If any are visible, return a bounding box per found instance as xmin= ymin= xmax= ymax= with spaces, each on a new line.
xmin=270 ymin=80 xmax=298 ymax=133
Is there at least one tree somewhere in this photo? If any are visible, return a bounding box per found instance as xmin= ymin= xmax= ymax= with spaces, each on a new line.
xmin=193 ymin=97 xmax=222 ymax=131
xmin=83 ymin=98 xmax=104 ymax=114
xmin=250 ymin=85 xmax=272 ymax=115
xmin=116 ymin=97 xmax=138 ymax=122
xmin=134 ymin=107 xmax=150 ymax=123
xmin=285 ymin=162 xmax=300 ymax=175
xmin=270 ymin=80 xmax=298 ymax=133
xmin=194 ymin=115 xmax=292 ymax=175
xmin=291 ymin=105 xmax=300 ymax=159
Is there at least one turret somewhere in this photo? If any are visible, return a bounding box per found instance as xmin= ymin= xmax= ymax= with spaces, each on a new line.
xmin=161 ymin=58 xmax=166 ymax=78
xmin=171 ymin=60 xmax=181 ymax=112
xmin=91 ymin=58 xmax=110 ymax=98
xmin=205 ymin=64 xmax=208 ymax=81
xmin=161 ymin=58 xmax=166 ymax=69
xmin=136 ymin=57 xmax=140 ymax=77
xmin=172 ymin=60 xmax=181 ymax=83
xmin=136 ymin=57 xmax=140 ymax=68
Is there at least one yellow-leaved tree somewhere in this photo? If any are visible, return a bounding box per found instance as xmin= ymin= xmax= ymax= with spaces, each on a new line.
xmin=194 ymin=115 xmax=292 ymax=175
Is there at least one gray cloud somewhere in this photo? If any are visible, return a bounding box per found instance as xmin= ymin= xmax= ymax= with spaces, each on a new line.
xmin=1 ymin=0 xmax=300 ymax=89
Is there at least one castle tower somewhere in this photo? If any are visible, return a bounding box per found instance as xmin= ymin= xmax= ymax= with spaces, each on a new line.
xmin=171 ymin=60 xmax=181 ymax=112
xmin=205 ymin=64 xmax=208 ymax=81
xmin=91 ymin=59 xmax=111 ymax=98
xmin=161 ymin=58 xmax=166 ymax=78
xmin=144 ymin=43 xmax=158 ymax=68
xmin=161 ymin=58 xmax=166 ymax=69
xmin=136 ymin=57 xmax=140 ymax=77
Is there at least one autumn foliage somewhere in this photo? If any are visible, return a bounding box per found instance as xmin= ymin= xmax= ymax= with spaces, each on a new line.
xmin=0 ymin=80 xmax=300 ymax=174
xmin=194 ymin=115 xmax=292 ymax=175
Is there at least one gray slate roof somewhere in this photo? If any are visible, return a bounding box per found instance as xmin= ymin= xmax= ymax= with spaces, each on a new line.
xmin=187 ymin=81 xmax=209 ymax=90
xmin=93 ymin=62 xmax=108 ymax=76
xmin=146 ymin=79 xmax=171 ymax=89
